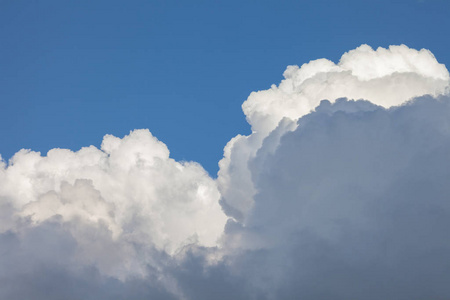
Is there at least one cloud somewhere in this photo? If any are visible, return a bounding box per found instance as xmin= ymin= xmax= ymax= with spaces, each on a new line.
xmin=0 ymin=222 xmax=178 ymax=300
xmin=219 ymin=95 xmax=450 ymax=299
xmin=218 ymin=44 xmax=450 ymax=222
xmin=0 ymin=129 xmax=227 ymax=285
xmin=2 ymin=45 xmax=450 ymax=299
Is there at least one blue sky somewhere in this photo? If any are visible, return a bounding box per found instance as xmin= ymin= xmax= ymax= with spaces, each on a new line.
xmin=1 ymin=0 xmax=450 ymax=175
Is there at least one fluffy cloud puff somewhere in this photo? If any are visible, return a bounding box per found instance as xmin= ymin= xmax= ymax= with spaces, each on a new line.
xmin=218 ymin=44 xmax=450 ymax=222
xmin=2 ymin=45 xmax=450 ymax=299
xmin=0 ymin=129 xmax=227 ymax=281
xmin=244 ymin=44 xmax=449 ymax=134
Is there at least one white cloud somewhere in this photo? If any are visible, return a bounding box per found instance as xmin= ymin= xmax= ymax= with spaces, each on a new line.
xmin=0 ymin=129 xmax=227 ymax=281
xmin=2 ymin=44 xmax=450 ymax=299
xmin=218 ymin=44 xmax=450 ymax=223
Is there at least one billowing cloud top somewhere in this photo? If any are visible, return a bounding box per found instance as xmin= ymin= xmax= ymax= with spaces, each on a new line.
xmin=219 ymin=44 xmax=450 ymax=223
xmin=2 ymin=45 xmax=450 ymax=299
xmin=243 ymin=44 xmax=449 ymax=134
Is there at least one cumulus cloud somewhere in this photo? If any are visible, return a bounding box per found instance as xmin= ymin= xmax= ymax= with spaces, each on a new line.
xmin=244 ymin=44 xmax=449 ymax=134
xmin=218 ymin=44 xmax=450 ymax=222
xmin=0 ymin=129 xmax=227 ymax=295
xmin=2 ymin=44 xmax=450 ymax=299
xmin=218 ymin=96 xmax=450 ymax=299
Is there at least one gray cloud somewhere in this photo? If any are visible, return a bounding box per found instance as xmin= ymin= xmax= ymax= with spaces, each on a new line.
xmin=220 ymin=96 xmax=450 ymax=299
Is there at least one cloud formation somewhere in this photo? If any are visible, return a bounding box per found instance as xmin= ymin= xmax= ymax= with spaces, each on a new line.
xmin=218 ymin=44 xmax=450 ymax=222
xmin=220 ymin=95 xmax=450 ymax=299
xmin=0 ymin=129 xmax=227 ymax=289
xmin=2 ymin=45 xmax=450 ymax=299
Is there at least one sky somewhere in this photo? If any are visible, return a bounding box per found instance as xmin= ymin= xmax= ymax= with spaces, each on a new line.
xmin=1 ymin=0 xmax=450 ymax=175
xmin=2 ymin=1 xmax=450 ymax=299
